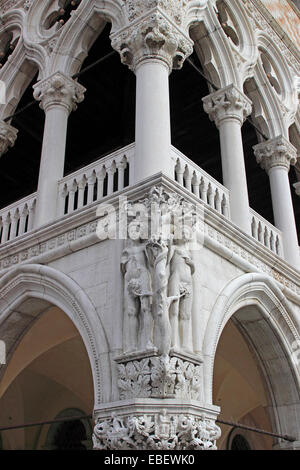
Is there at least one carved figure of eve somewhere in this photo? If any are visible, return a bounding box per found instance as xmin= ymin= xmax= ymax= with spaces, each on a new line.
xmin=168 ymin=237 xmax=195 ymax=351
xmin=121 ymin=238 xmax=153 ymax=352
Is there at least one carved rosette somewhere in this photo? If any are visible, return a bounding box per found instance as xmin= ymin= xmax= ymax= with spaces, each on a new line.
xmin=33 ymin=72 xmax=86 ymax=114
xmin=116 ymin=352 xmax=203 ymax=401
xmin=254 ymin=136 xmax=297 ymax=174
xmin=0 ymin=121 xmax=18 ymax=157
xmin=111 ymin=9 xmax=194 ymax=72
xmin=93 ymin=410 xmax=221 ymax=450
xmin=202 ymin=84 xmax=252 ymax=128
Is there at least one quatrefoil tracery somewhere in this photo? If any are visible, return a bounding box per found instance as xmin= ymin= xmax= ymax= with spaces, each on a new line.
xmin=216 ymin=1 xmax=240 ymax=47
xmin=260 ymin=51 xmax=282 ymax=96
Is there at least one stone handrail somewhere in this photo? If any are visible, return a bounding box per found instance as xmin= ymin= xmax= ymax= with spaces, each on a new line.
xmin=250 ymin=208 xmax=283 ymax=256
xmin=57 ymin=144 xmax=135 ymax=217
xmin=0 ymin=193 xmax=36 ymax=244
xmin=171 ymin=146 xmax=230 ymax=219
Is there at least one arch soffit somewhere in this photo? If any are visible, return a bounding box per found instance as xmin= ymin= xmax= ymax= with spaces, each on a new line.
xmin=0 ymin=264 xmax=111 ymax=405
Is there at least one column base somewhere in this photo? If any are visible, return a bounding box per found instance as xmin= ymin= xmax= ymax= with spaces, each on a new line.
xmin=93 ymin=399 xmax=221 ymax=450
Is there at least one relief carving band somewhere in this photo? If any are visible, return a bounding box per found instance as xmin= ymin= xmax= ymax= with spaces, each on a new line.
xmin=93 ymin=410 xmax=221 ymax=450
xmin=121 ymin=187 xmax=197 ymax=356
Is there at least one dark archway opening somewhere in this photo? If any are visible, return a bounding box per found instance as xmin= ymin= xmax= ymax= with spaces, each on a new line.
xmin=0 ymin=72 xmax=44 ymax=209
xmin=64 ymin=22 xmax=136 ymax=176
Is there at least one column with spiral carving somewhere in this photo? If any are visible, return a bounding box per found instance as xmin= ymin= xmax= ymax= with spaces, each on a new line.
xmin=33 ymin=72 xmax=85 ymax=227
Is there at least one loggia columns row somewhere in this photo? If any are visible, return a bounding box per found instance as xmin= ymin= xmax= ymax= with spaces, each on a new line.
xmin=0 ymin=28 xmax=298 ymax=269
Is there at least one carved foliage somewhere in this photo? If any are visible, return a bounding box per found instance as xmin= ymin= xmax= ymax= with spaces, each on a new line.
xmin=111 ymin=4 xmax=194 ymax=71
xmin=254 ymin=136 xmax=297 ymax=173
xmin=118 ymin=355 xmax=202 ymax=400
xmin=202 ymin=84 xmax=252 ymax=127
xmin=33 ymin=71 xmax=85 ymax=113
xmin=93 ymin=410 xmax=221 ymax=450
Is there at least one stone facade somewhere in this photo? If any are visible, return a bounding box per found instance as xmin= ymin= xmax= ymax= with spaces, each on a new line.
xmin=0 ymin=0 xmax=299 ymax=451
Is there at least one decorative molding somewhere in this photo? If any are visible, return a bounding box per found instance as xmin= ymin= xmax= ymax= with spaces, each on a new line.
xmin=0 ymin=121 xmax=18 ymax=157
xmin=202 ymin=84 xmax=252 ymax=127
xmin=254 ymin=136 xmax=297 ymax=173
xmin=243 ymin=0 xmax=300 ymax=74
xmin=93 ymin=409 xmax=221 ymax=450
xmin=0 ymin=180 xmax=299 ymax=298
xmin=33 ymin=72 xmax=86 ymax=114
xmin=116 ymin=351 xmax=203 ymax=400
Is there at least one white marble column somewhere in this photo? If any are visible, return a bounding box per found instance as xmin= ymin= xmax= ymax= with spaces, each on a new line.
xmin=203 ymin=85 xmax=252 ymax=234
xmin=0 ymin=120 xmax=18 ymax=157
xmin=254 ymin=136 xmax=299 ymax=269
xmin=33 ymin=72 xmax=85 ymax=228
xmin=111 ymin=10 xmax=193 ymax=183
xmin=134 ymin=59 xmax=172 ymax=181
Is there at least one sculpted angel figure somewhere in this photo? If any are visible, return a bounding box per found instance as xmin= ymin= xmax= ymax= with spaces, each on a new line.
xmin=121 ymin=238 xmax=153 ymax=352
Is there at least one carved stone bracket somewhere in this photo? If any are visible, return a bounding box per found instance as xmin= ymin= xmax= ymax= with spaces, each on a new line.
xmin=93 ymin=406 xmax=221 ymax=450
xmin=111 ymin=4 xmax=194 ymax=72
xmin=254 ymin=136 xmax=297 ymax=174
xmin=33 ymin=71 xmax=86 ymax=114
xmin=202 ymin=84 xmax=252 ymax=128
xmin=116 ymin=350 xmax=203 ymax=401
xmin=0 ymin=121 xmax=18 ymax=157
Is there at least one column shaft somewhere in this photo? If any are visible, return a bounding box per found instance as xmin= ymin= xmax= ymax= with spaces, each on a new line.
xmin=219 ymin=118 xmax=250 ymax=233
xmin=203 ymin=85 xmax=252 ymax=234
xmin=33 ymin=72 xmax=85 ymax=229
xmin=35 ymin=104 xmax=68 ymax=227
xmin=254 ymin=135 xmax=299 ymax=270
xmin=269 ymin=166 xmax=299 ymax=267
xmin=135 ymin=60 xmax=172 ymax=182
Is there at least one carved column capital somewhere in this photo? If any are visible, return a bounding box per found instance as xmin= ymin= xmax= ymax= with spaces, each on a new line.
xmin=33 ymin=72 xmax=86 ymax=114
xmin=254 ymin=136 xmax=297 ymax=174
xmin=0 ymin=121 xmax=18 ymax=156
xmin=93 ymin=405 xmax=221 ymax=450
xmin=202 ymin=84 xmax=252 ymax=127
xmin=111 ymin=3 xmax=194 ymax=73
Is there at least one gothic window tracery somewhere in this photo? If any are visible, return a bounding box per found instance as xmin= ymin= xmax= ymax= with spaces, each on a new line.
xmin=259 ymin=50 xmax=282 ymax=96
xmin=44 ymin=0 xmax=82 ymax=30
xmin=216 ymin=1 xmax=240 ymax=47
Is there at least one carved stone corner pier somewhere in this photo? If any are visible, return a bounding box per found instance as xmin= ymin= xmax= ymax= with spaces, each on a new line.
xmin=93 ymin=348 xmax=220 ymax=450
xmin=93 ymin=185 xmax=221 ymax=450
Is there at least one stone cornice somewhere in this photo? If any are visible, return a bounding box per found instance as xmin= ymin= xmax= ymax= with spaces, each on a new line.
xmin=202 ymin=84 xmax=252 ymax=127
xmin=0 ymin=120 xmax=18 ymax=156
xmin=33 ymin=71 xmax=86 ymax=114
xmin=254 ymin=135 xmax=297 ymax=173
xmin=0 ymin=174 xmax=299 ymax=304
